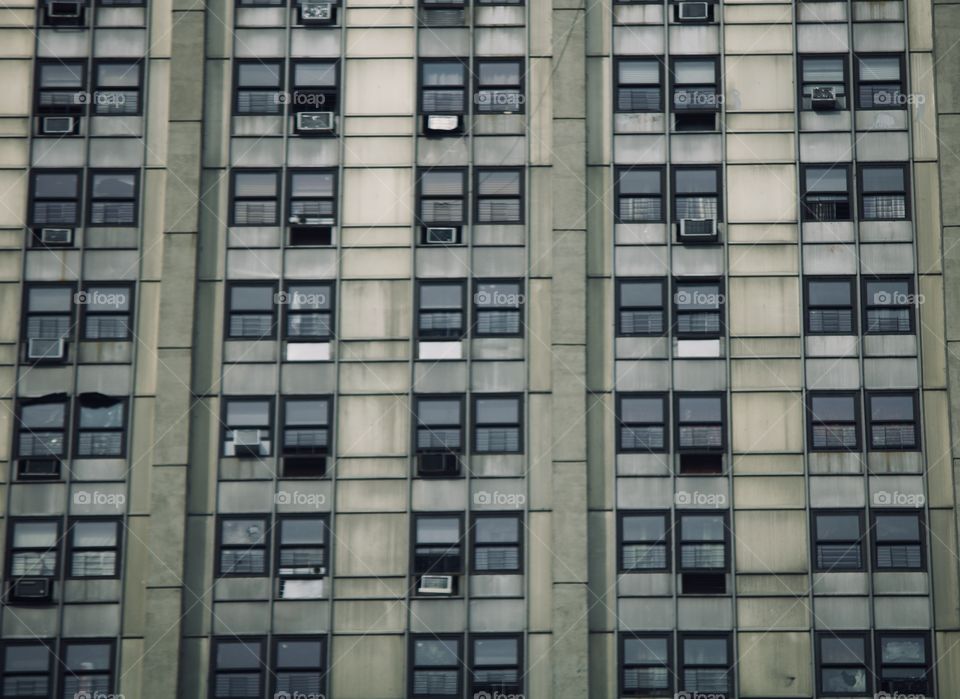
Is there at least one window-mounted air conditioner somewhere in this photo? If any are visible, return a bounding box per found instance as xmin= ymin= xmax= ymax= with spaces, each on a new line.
xmin=676 ymin=1 xmax=710 ymax=21
xmin=39 ymin=227 xmax=73 ymax=246
xmin=417 ymin=574 xmax=454 ymax=595
xmin=232 ymin=429 xmax=264 ymax=457
xmin=678 ymin=218 xmax=718 ymax=242
xmin=17 ymin=458 xmax=61 ymax=480
xmin=417 ymin=451 xmax=460 ymax=477
xmin=811 ymin=86 xmax=839 ymax=111
xmin=424 ymin=227 xmax=458 ymax=245
xmin=425 ymin=114 xmax=462 ymax=134
xmin=299 ymin=0 xmax=334 ymax=24
xmin=27 ymin=338 xmax=65 ymax=361
xmin=43 ymin=0 xmax=84 ymax=25
xmin=41 ymin=116 xmax=76 ymax=135
xmin=10 ymin=578 xmax=52 ymax=602
xmin=295 ymin=111 xmax=335 ymax=134
xmin=279 ymin=565 xmax=326 ymax=577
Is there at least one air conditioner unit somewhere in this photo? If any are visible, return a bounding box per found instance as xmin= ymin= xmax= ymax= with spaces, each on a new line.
xmin=17 ymin=458 xmax=61 ymax=480
xmin=417 ymin=451 xmax=460 ymax=477
xmin=41 ymin=116 xmax=76 ymax=135
xmin=811 ymin=86 xmax=839 ymax=111
xmin=10 ymin=578 xmax=52 ymax=602
xmin=27 ymin=338 xmax=65 ymax=361
xmin=425 ymin=114 xmax=462 ymax=134
xmin=424 ymin=227 xmax=458 ymax=245
xmin=232 ymin=429 xmax=264 ymax=457
xmin=418 ymin=574 xmax=454 ymax=595
xmin=677 ymin=1 xmax=710 ymax=21
xmin=279 ymin=565 xmax=326 ymax=577
xmin=679 ymin=218 xmax=717 ymax=242
xmin=47 ymin=0 xmax=82 ymax=16
xmin=295 ymin=111 xmax=335 ymax=134
xmin=39 ymin=227 xmax=73 ymax=246
xmin=299 ymin=0 xmax=334 ymax=23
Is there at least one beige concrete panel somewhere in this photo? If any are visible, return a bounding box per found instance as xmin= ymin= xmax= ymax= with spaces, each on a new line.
xmin=734 ymin=511 xmax=809 ymax=573
xmin=915 ymin=162 xmax=942 ymax=274
xmin=343 ymin=137 xmax=414 ymax=167
xmin=341 ymin=167 xmax=413 ymax=226
xmin=738 ymin=631 xmax=812 ymax=696
xmin=339 ymin=362 xmax=409 ymax=394
xmin=528 ymin=511 xmax=553 ymax=630
xmin=732 ymin=358 xmax=802 ymax=390
xmin=337 ymin=395 xmax=408 ymax=457
xmin=737 ymin=597 xmax=810 ymax=629
xmin=920 ymin=276 xmax=947 ymax=387
xmin=729 ymin=245 xmax=798 ymax=276
xmin=333 ymin=599 xmax=405 ymax=633
xmin=330 ymin=635 xmax=405 ymax=699
xmin=345 ymin=7 xmax=416 ymax=25
xmin=734 ymin=453 xmax=804 ymax=474
xmin=732 ymin=391 xmax=804 ymax=453
xmin=345 ymin=27 xmax=415 ymax=58
xmin=728 ymin=277 xmax=801 ymax=337
xmin=0 ymin=59 xmax=31 ymax=116
xmin=724 ymin=55 xmax=794 ymax=112
xmin=923 ymin=390 xmax=953 ymax=508
xmin=0 ymin=170 xmax=26 ymax=227
xmin=341 ymin=248 xmax=412 ymax=279
xmin=726 ymin=132 xmax=794 ymax=162
xmin=334 ymin=513 xmax=407 ymax=577
xmin=344 ymin=58 xmax=414 ymax=115
xmin=733 ymin=476 xmax=806 ymax=509
xmin=336 ymin=480 xmax=407 ymax=513
xmin=727 ymin=163 xmax=796 ymax=223
xmin=931 ymin=510 xmax=960 ymax=627
xmin=726 ymin=112 xmax=795 ymax=132
xmin=723 ymin=4 xmax=791 ymax=23
xmin=724 ymin=24 xmax=793 ymax=54
xmin=911 ymin=54 xmax=938 ymax=161
xmin=909 ymin=0 xmax=933 ymax=50
xmin=339 ymin=280 xmax=410 ymax=340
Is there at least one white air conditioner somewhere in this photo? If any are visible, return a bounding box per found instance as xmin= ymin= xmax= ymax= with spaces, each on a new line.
xmin=232 ymin=429 xmax=264 ymax=457
xmin=11 ymin=577 xmax=52 ymax=602
xmin=425 ymin=114 xmax=461 ymax=132
xmin=47 ymin=0 xmax=82 ymax=18
xmin=279 ymin=566 xmax=326 ymax=577
xmin=811 ymin=86 xmax=839 ymax=110
xmin=295 ymin=111 xmax=335 ymax=133
xmin=425 ymin=227 xmax=458 ymax=244
xmin=418 ymin=574 xmax=454 ymax=595
xmin=300 ymin=0 xmax=333 ymax=22
xmin=677 ymin=1 xmax=710 ymax=20
xmin=27 ymin=338 xmax=65 ymax=361
xmin=41 ymin=116 xmax=75 ymax=135
xmin=679 ymin=218 xmax=717 ymax=241
xmin=39 ymin=227 xmax=73 ymax=245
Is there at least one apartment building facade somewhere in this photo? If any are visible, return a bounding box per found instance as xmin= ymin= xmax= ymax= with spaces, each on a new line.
xmin=1 ymin=0 xmax=960 ymax=697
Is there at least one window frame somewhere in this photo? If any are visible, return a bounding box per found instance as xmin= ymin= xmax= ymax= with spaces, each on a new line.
xmin=290 ymin=59 xmax=340 ymax=115
xmin=804 ymin=276 xmax=857 ymax=336
xmin=412 ymin=512 xmax=465 ymax=576
xmin=468 ymin=633 xmax=523 ymax=696
xmin=874 ymin=632 xmax=933 ymax=696
xmin=79 ymin=282 xmax=134 ymax=341
xmin=616 ymin=277 xmax=667 ymax=337
xmin=416 ymin=167 xmax=468 ymax=230
xmin=229 ymin=168 xmax=281 ymax=227
xmin=675 ymin=511 xmax=730 ymax=576
xmin=858 ymin=162 xmax=911 ymax=221
xmin=471 ymin=393 xmax=523 ymax=455
xmin=409 ymin=634 xmax=464 ymax=699
xmin=862 ymin=275 xmax=916 ymax=335
xmin=270 ymin=636 xmax=327 ymax=699
xmin=615 ymin=167 xmax=666 ymax=224
xmin=73 ymin=394 xmax=128 ymax=459
xmin=798 ymin=54 xmax=849 ymax=112
xmin=60 ymin=638 xmax=116 ymax=699
xmin=225 ymin=281 xmax=279 ymax=340
xmin=672 ymin=165 xmax=723 ymax=223
xmin=216 ymin=515 xmax=271 ymax=578
xmin=815 ymin=631 xmax=872 ymax=697
xmin=233 ymin=59 xmax=284 ymax=116
xmin=27 ymin=168 xmax=83 ymax=228
xmin=65 ymin=517 xmax=122 ymax=580
xmin=221 ymin=395 xmax=275 ymax=458
xmin=15 ymin=395 xmax=70 ymax=469
xmin=674 ymin=392 xmax=726 ymax=454
xmin=419 ymin=58 xmax=468 ymax=116
xmin=865 ymin=390 xmax=921 ymax=452
xmin=34 ymin=59 xmax=87 ymax=116
xmin=416 ymin=279 xmax=468 ymax=341
xmin=871 ymin=510 xmax=926 ymax=572
xmin=22 ymin=282 xmax=77 ymax=353
xmin=471 ymin=513 xmax=523 ymax=574
xmin=473 ymin=166 xmax=524 ymax=224
xmin=286 ymin=168 xmax=338 ymax=228
xmin=811 ymin=509 xmax=866 ymax=573
xmin=807 ymin=391 xmax=861 ymax=453
xmin=280 ymin=395 xmax=332 ymax=461
xmin=274 ymin=514 xmax=329 ymax=579
xmin=5 ymin=518 xmax=62 ymax=584
xmin=616 ymin=392 xmax=669 ymax=454
xmin=671 ymin=277 xmax=725 ymax=339
xmin=210 ymin=636 xmax=266 ymax=699
xmin=473 ymin=57 xmax=525 ymax=115
xmin=670 ymin=56 xmax=720 ymax=114
xmin=91 ymin=58 xmax=144 ymax=116
xmin=678 ymin=633 xmax=732 ymax=697
xmin=614 ymin=57 xmax=664 ymax=113
xmin=855 ymin=53 xmax=907 ymax=110
xmin=472 ymin=279 xmax=524 ymax=338
xmin=0 ymin=640 xmax=54 ymax=699
xmin=413 ymin=394 xmax=466 ymax=457
xmin=800 ymin=163 xmax=852 ymax=222
xmin=618 ymin=510 xmax=671 ymax=573
xmin=281 ymin=281 xmax=334 ymax=342
xmin=619 ymin=631 xmax=673 ymax=697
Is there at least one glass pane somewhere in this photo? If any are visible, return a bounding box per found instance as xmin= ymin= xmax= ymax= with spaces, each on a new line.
xmin=478 ymin=61 xmax=520 ymax=85
xmin=285 ymin=399 xmax=328 ymax=426
xmin=623 ymin=515 xmax=665 ymax=541
xmin=811 ymin=395 xmax=855 ymax=421
xmin=675 ymin=169 xmax=717 ymax=193
xmin=805 ymin=167 xmax=848 ymax=193
xmin=97 ymin=63 xmax=139 ymax=87
xmin=34 ymin=172 xmax=79 ymax=198
xmin=803 ymin=58 xmax=844 ymax=83
xmin=620 ymin=281 xmax=662 ymax=307
xmin=238 ymin=63 xmax=281 ymax=87
xmin=416 ymin=517 xmax=460 ymax=545
xmin=625 ymin=637 xmax=668 ymax=664
xmin=85 ymin=286 xmax=131 ymax=312
xmin=859 ymin=57 xmax=901 ymax=81
xmin=280 ymin=518 xmax=325 ymax=545
xmin=234 ymin=172 xmax=277 ymax=198
xmin=65 ymin=644 xmax=111 ymax=671
xmin=276 ymin=640 xmax=322 ymax=668
xmin=619 ymin=60 xmax=659 ymax=84
xmin=475 ymin=517 xmax=518 ymax=544
xmin=231 ymin=286 xmax=274 ymax=312
xmin=674 ymin=60 xmax=715 ymax=84
xmin=422 ymin=62 xmax=465 ymax=86
xmin=866 ymin=279 xmax=910 ymax=304
xmin=79 ymin=401 xmax=124 ymax=428
xmin=40 ymin=63 xmax=84 ymax=88
xmin=290 ymin=172 xmax=334 ymax=198
xmin=217 ymin=641 xmax=262 ymax=669
xmin=418 ymin=399 xmax=460 ymax=425
xmin=816 ymin=514 xmax=860 ymax=540
xmin=21 ymin=402 xmax=65 ymax=428
xmin=870 ymin=394 xmax=914 ymax=421
xmin=226 ymin=400 xmax=271 ymax=427
xmin=477 ymin=170 xmax=519 ymax=196
xmin=677 ymin=396 xmax=722 ymax=422
xmin=822 ymin=636 xmax=866 ymax=663
xmin=421 ymin=171 xmax=463 ymax=196
xmin=473 ymin=637 xmax=517 ymax=666
xmin=684 ymin=638 xmax=727 ymax=664
xmin=881 ymin=637 xmax=925 ymax=664
xmin=681 ymin=515 xmax=724 ymax=541
xmin=675 ymin=284 xmax=721 ymax=310
xmin=13 ymin=522 xmax=57 ymax=548
xmin=621 ymin=397 xmax=663 ymax=423
xmin=620 ymin=170 xmax=660 ymax=195
xmin=420 ymin=284 xmax=462 ymax=309
xmin=221 ymin=519 xmax=266 ymax=546
xmin=809 ymin=280 xmax=852 ymax=306
xmin=294 ymin=62 xmax=336 ymax=87
xmin=72 ymin=521 xmax=117 ymax=547
xmin=876 ymin=514 xmax=920 ymax=542
xmin=287 ymin=285 xmax=331 ymax=310
xmin=475 ymin=398 xmax=519 ymax=424
xmin=862 ymin=167 xmax=905 ymax=193
xmin=91 ymin=173 xmax=135 ymax=199
xmin=414 ymin=638 xmax=459 ymax=666
xmin=28 ymin=286 xmax=73 ymax=312
xmin=4 ymin=644 xmax=49 ymax=672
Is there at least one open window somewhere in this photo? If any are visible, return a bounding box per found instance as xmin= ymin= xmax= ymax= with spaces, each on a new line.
xmin=671 ymin=58 xmax=719 ymax=131
xmin=676 ymin=513 xmax=728 ymax=594
xmin=418 ymin=168 xmax=466 ymax=245
xmin=29 ymin=171 xmax=82 ymax=244
xmin=223 ymin=398 xmax=273 ymax=458
xmin=412 ymin=514 xmax=463 ymax=595
xmin=23 ymin=284 xmax=75 ymax=363
xmin=34 ymin=61 xmax=85 ymax=135
xmin=414 ymin=395 xmax=464 ymax=477
xmin=799 ymin=55 xmax=848 ymax=111
xmin=40 ymin=0 xmax=87 ymax=26
xmin=675 ymin=393 xmax=724 ymax=474
xmin=420 ymin=60 xmax=467 ymax=134
xmin=6 ymin=519 xmax=59 ymax=603
xmin=876 ymin=634 xmax=932 ymax=696
xmin=16 ymin=396 xmax=68 ymax=479
xmin=801 ymin=165 xmax=851 ymax=222
xmin=673 ymin=167 xmax=721 ymax=241
xmin=276 ymin=517 xmax=328 ymax=599
xmin=280 ymin=397 xmax=330 ymax=477
xmin=291 ymin=61 xmax=339 ymax=135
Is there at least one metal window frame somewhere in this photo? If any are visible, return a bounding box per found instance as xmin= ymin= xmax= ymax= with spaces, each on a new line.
xmin=803 ymin=275 xmax=858 ymax=335
xmin=471 ymin=278 xmax=524 ymax=338
xmin=473 ymin=166 xmax=524 ymax=224
xmin=411 ymin=511 xmax=465 ymax=575
xmin=73 ymin=394 xmax=129 ymax=459
xmin=619 ymin=630 xmax=673 ymax=697
xmin=810 ymin=509 xmax=867 ymax=573
xmin=468 ymin=632 xmax=524 ymax=695
xmin=865 ymin=389 xmax=921 ymax=452
xmin=225 ymin=280 xmax=279 ymax=340
xmin=797 ymin=53 xmax=849 ymax=112
xmin=65 ymin=517 xmax=122 ymax=580
xmin=616 ymin=392 xmax=669 ymax=454
xmin=408 ymin=633 xmax=464 ymax=699
xmin=471 ymin=393 xmax=523 ymax=454
xmin=871 ymin=509 xmax=926 ymax=572
xmin=220 ymin=395 xmax=276 ymax=457
xmin=854 ymin=52 xmax=907 ymax=111
xmin=615 ymin=166 xmax=666 ymax=224
xmin=857 ymin=162 xmax=911 ymax=221
xmin=209 ymin=635 xmax=266 ymax=699
xmin=473 ymin=57 xmax=525 ymax=115
xmin=815 ymin=630 xmax=873 ymax=697
xmin=215 ymin=515 xmax=271 ymax=578
xmin=617 ymin=510 xmax=671 ymax=573
xmin=470 ymin=512 xmax=524 ymax=574
xmin=229 ymin=168 xmax=281 ymax=227
xmin=806 ymin=390 xmax=862 ymax=453
xmin=413 ymin=393 xmax=466 ymax=456
xmin=861 ymin=274 xmax=915 ymax=335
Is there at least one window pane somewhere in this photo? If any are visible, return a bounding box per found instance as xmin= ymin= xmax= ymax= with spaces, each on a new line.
xmin=675 ymin=169 xmax=716 ymax=193
xmin=231 ymin=286 xmax=274 ymax=311
xmin=73 ymin=521 xmax=118 ymax=547
xmin=621 ymin=397 xmax=663 ymax=423
xmin=417 ymin=518 xmax=460 ymax=544
xmin=811 ymin=395 xmax=855 ymax=421
xmin=870 ymin=395 xmax=914 ymax=420
xmin=477 ymin=170 xmax=519 ymax=196
xmin=287 ymin=285 xmax=330 ymax=310
xmin=423 ymin=63 xmax=464 ymax=86
xmin=234 ymin=173 xmax=277 ymax=198
xmin=620 ymin=281 xmax=661 ymax=306
xmin=478 ymin=62 xmax=520 ymax=85
xmin=85 ymin=286 xmax=131 ymax=312
xmin=475 ymin=398 xmax=518 ymax=424
xmin=421 ymin=171 xmax=463 ymax=195
xmin=475 ymin=517 xmax=518 ymax=543
xmin=294 ymin=63 xmax=336 ymax=87
xmin=675 ymin=284 xmax=720 ymax=310
xmin=238 ymin=63 xmax=281 ymax=87
xmin=881 ymin=637 xmax=925 ymax=664
xmin=805 ymin=167 xmax=848 ymax=192
xmin=859 ymin=57 xmax=901 ymax=81
xmin=816 ymin=514 xmax=860 ymax=540
xmin=822 ymin=637 xmax=866 ymax=663
xmin=809 ymin=280 xmax=852 ymax=306
xmin=280 ymin=519 xmax=325 ymax=544
xmin=420 ymin=284 xmax=462 ymax=309
xmin=803 ymin=58 xmax=844 ymax=83
xmin=91 ymin=173 xmax=135 ymax=199
xmin=28 ymin=286 xmax=73 ymax=313
xmin=619 ymin=60 xmax=659 ymax=84
xmin=862 ymin=167 xmax=904 ymax=192
xmin=34 ymin=172 xmax=79 ymax=198
xmin=221 ymin=519 xmax=266 ymax=546
xmin=681 ymin=515 xmax=724 ymax=541
xmin=40 ymin=63 xmax=84 ymax=88
xmin=97 ymin=63 xmax=139 ymax=87
xmin=286 ymin=400 xmax=328 ymax=425
xmin=21 ymin=403 xmax=65 ymax=428
xmin=675 ymin=61 xmax=715 ymax=84
xmin=414 ymin=639 xmax=459 ymax=666
xmin=226 ymin=401 xmax=270 ymax=426
xmin=79 ymin=401 xmax=124 ymax=428
xmin=623 ymin=515 xmax=665 ymax=540
xmin=290 ymin=172 xmax=334 ymax=198
xmin=217 ymin=641 xmax=262 ymax=669
xmin=276 ymin=640 xmax=322 ymax=667
xmin=620 ymin=170 xmax=660 ymax=195
xmin=876 ymin=514 xmax=920 ymax=541
xmin=684 ymin=638 xmax=726 ymax=664
xmin=678 ymin=397 xmax=721 ymax=422
xmin=4 ymin=645 xmax=49 ymax=672
xmin=418 ymin=399 xmax=461 ymax=424
xmin=625 ymin=637 xmax=668 ymax=664
xmin=474 ymin=638 xmax=517 ymax=666
xmin=65 ymin=644 xmax=111 ymax=671
xmin=13 ymin=522 xmax=57 ymax=548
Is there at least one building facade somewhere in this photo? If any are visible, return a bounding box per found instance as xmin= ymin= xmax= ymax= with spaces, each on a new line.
xmin=1 ymin=0 xmax=960 ymax=697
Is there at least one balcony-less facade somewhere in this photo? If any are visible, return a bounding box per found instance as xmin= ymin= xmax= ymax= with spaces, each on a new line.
xmin=1 ymin=0 xmax=960 ymax=697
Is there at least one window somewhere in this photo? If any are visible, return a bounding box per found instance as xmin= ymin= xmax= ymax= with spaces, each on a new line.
xmin=413 ymin=515 xmax=463 ymax=575
xmin=417 ymin=168 xmax=467 ymax=239
xmin=469 ymin=636 xmax=521 ymax=695
xmin=616 ymin=278 xmax=666 ymax=336
xmin=234 ymin=61 xmax=283 ymax=115
xmin=7 ymin=520 xmax=59 ymax=580
xmin=287 ymin=170 xmax=336 ymax=245
xmin=860 ymin=163 xmax=910 ymax=220
xmin=62 ymin=641 xmax=114 ymax=699
xmin=29 ymin=170 xmax=81 ymax=226
xmin=673 ymin=167 xmax=722 ymax=236
xmin=67 ymin=519 xmax=121 ymax=578
xmin=218 ymin=517 xmax=268 ymax=576
xmin=276 ymin=517 xmax=328 ymax=579
xmin=856 ymin=55 xmax=905 ymax=110
xmin=677 ymin=513 xmax=728 ymax=594
xmin=16 ymin=397 xmax=68 ymax=473
xmin=472 ymin=514 xmax=521 ymax=573
xmin=273 ymin=637 xmax=326 ymax=698
xmin=92 ymin=60 xmax=142 ymax=115
xmin=675 ymin=393 xmax=725 ymax=466
xmin=619 ymin=512 xmax=669 ymax=572
xmin=621 ymin=633 xmax=671 ymax=696
xmin=475 ymin=168 xmax=523 ymax=224
xmin=876 ymin=634 xmax=932 ymax=695
xmin=808 ymin=392 xmax=860 ymax=451
xmin=671 ymin=58 xmax=719 ymax=130
xmin=805 ymin=277 xmax=856 ymax=334
xmin=1 ymin=642 xmax=53 ymax=698
xmin=474 ymin=59 xmax=524 ymax=114
xmin=617 ymin=394 xmax=668 ymax=453
xmin=411 ymin=636 xmax=461 ymax=698
xmin=223 ymin=398 xmax=273 ymax=457
xmin=673 ymin=280 xmax=723 ymax=338
xmin=280 ymin=397 xmax=330 ymax=476
xmin=867 ymin=391 xmax=919 ymax=451
xmin=864 ymin=277 xmax=915 ymax=334
xmin=473 ymin=395 xmax=522 ymax=454
xmin=231 ymin=170 xmax=279 ymax=226
xmin=227 ymin=283 xmax=277 ymax=339
xmin=679 ymin=635 xmax=731 ymax=697
xmin=35 ymin=60 xmax=85 ymax=115
xmin=615 ymin=58 xmax=662 ymax=112
xmin=420 ymin=60 xmax=467 ymax=116
xmin=813 ymin=511 xmax=864 ymax=571
xmin=817 ymin=632 xmax=870 ymax=696
xmin=291 ymin=60 xmax=339 ymax=114
xmin=414 ymin=395 xmax=464 ymax=455
xmin=801 ymin=165 xmax=851 ymax=222
xmin=473 ymin=280 xmax=523 ymax=337
xmin=282 ymin=282 xmax=333 ymax=340
xmin=75 ymin=394 xmax=126 ymax=458
xmin=212 ymin=637 xmax=264 ymax=699
xmin=873 ymin=511 xmax=924 ymax=571
xmin=88 ymin=170 xmax=139 ymax=226
xmin=79 ymin=283 xmax=133 ymax=341
xmin=417 ymin=281 xmax=466 ymax=340
xmin=799 ymin=55 xmax=848 ymax=110
xmin=616 ymin=167 xmax=664 ymax=223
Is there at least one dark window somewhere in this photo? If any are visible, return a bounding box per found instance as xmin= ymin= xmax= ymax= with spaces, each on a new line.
xmin=417 ymin=281 xmax=466 ymax=339
xmin=675 ymin=393 xmax=724 ymax=454
xmin=856 ymin=55 xmax=905 ymax=110
xmin=802 ymin=165 xmax=851 ymax=222
xmin=799 ymin=55 xmax=848 ymax=110
xmin=673 ymin=166 xmax=722 ymax=227
xmin=873 ymin=511 xmax=924 ymax=571
xmin=1 ymin=642 xmax=53 ymax=699
xmin=621 ymin=633 xmax=671 ymax=696
xmin=619 ymin=512 xmax=669 ymax=572
xmin=92 ymin=61 xmax=142 ymax=115
xmin=281 ymin=397 xmax=330 ymax=463
xmin=227 ymin=283 xmax=277 ymax=339
xmin=212 ymin=637 xmax=264 ymax=699
xmin=671 ymin=58 xmax=719 ymax=130
xmin=420 ymin=60 xmax=467 ymax=115
xmin=615 ymin=58 xmax=662 ymax=112
xmin=75 ymin=395 xmax=126 ymax=458
xmin=860 ymin=163 xmax=909 ymax=220
xmin=62 ymin=641 xmax=114 ymax=699
xmin=677 ymin=513 xmax=728 ymax=594
xmin=87 ymin=170 xmax=138 ymax=226
xmin=272 ymin=637 xmax=326 ymax=698
xmin=7 ymin=520 xmax=59 ymax=579
xmin=475 ymin=168 xmax=523 ymax=223
xmin=223 ymin=398 xmax=273 ymax=457
xmin=473 ymin=280 xmax=523 ymax=337
xmin=470 ymin=635 xmax=521 ymax=695
xmin=16 ymin=397 xmax=68 ymax=467
xmin=29 ymin=170 xmax=81 ymax=226
xmin=413 ymin=515 xmax=463 ymax=575
xmin=472 ymin=515 xmax=521 ymax=573
xmin=863 ymin=277 xmax=915 ymax=334
xmin=813 ymin=511 xmax=864 ymax=571
xmin=282 ymin=282 xmax=333 ymax=340
xmin=876 ymin=634 xmax=931 ymax=695
xmin=218 ymin=517 xmax=268 ymax=576
xmin=291 ymin=60 xmax=339 ymax=114
xmin=411 ymin=636 xmax=461 ymax=697
xmin=234 ymin=61 xmax=283 ymax=115
xmin=867 ymin=391 xmax=919 ymax=451
xmin=276 ymin=517 xmax=328 ymax=577
xmin=67 ymin=519 xmax=120 ymax=578
xmin=418 ymin=168 xmax=467 ymax=229
xmin=616 ymin=278 xmax=666 ymax=336
xmin=474 ymin=59 xmax=524 ymax=114
xmin=287 ymin=170 xmax=336 ymax=233
xmin=414 ymin=396 xmax=464 ymax=454
xmin=80 ymin=284 xmax=133 ymax=340
xmin=805 ymin=277 xmax=856 ymax=334
xmin=673 ymin=280 xmax=723 ymax=338
xmin=808 ymin=392 xmax=860 ymax=451
xmin=34 ymin=61 xmax=85 ymax=114
xmin=679 ymin=635 xmax=731 ymax=697
xmin=616 ymin=167 xmax=664 ymax=223
xmin=473 ymin=395 xmax=522 ymax=454
xmin=817 ymin=632 xmax=870 ymax=696
xmin=617 ymin=394 xmax=668 ymax=453
xmin=231 ymin=170 xmax=279 ymax=226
